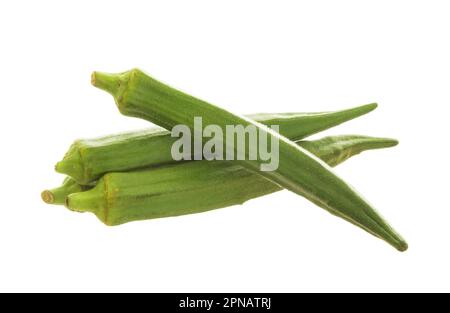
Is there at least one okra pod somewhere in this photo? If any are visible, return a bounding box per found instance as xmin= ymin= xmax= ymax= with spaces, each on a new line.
xmin=47 ymin=135 xmax=396 ymax=206
xmin=66 ymin=135 xmax=399 ymax=226
xmin=92 ymin=69 xmax=407 ymax=252
xmin=56 ymin=104 xmax=376 ymax=184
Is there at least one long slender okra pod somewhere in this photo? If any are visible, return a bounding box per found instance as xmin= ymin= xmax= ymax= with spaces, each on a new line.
xmin=66 ymin=135 xmax=399 ymax=226
xmin=56 ymin=104 xmax=376 ymax=184
xmin=91 ymin=69 xmax=407 ymax=251
xmin=46 ymin=135 xmax=396 ymax=207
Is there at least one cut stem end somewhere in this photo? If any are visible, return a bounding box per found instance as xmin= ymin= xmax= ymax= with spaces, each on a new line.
xmin=41 ymin=190 xmax=54 ymax=204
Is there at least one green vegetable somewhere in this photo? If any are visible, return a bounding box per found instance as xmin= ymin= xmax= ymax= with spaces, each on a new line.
xmin=91 ymin=69 xmax=407 ymax=252
xmin=56 ymin=104 xmax=376 ymax=184
xmin=41 ymin=177 xmax=92 ymax=205
xmin=66 ymin=135 xmax=398 ymax=226
xmin=46 ymin=134 xmax=396 ymax=206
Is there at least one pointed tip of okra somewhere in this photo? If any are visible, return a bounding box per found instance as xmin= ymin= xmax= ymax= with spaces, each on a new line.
xmin=382 ymin=137 xmax=399 ymax=147
xmin=381 ymin=225 xmax=408 ymax=252
xmin=41 ymin=190 xmax=54 ymax=204
xmin=353 ymin=135 xmax=399 ymax=148
xmin=359 ymin=217 xmax=408 ymax=252
xmin=365 ymin=102 xmax=378 ymax=111
xmin=391 ymin=236 xmax=409 ymax=252
xmin=357 ymin=136 xmax=399 ymax=150
xmin=345 ymin=102 xmax=378 ymax=116
xmin=361 ymin=207 xmax=408 ymax=252
xmin=397 ymin=240 xmax=409 ymax=252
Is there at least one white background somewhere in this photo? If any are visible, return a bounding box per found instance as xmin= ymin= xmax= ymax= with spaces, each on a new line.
xmin=0 ymin=0 xmax=449 ymax=292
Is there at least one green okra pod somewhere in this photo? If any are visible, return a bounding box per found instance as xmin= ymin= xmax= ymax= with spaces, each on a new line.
xmin=47 ymin=134 xmax=396 ymax=206
xmin=56 ymin=104 xmax=377 ymax=184
xmin=66 ymin=135 xmax=399 ymax=226
xmin=91 ymin=69 xmax=407 ymax=251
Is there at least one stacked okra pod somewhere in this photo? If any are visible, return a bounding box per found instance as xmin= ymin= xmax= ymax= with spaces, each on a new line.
xmin=42 ymin=69 xmax=407 ymax=251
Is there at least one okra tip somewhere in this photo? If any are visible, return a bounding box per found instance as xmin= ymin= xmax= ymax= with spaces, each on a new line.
xmin=339 ymin=102 xmax=378 ymax=116
xmin=340 ymin=102 xmax=377 ymax=119
xmin=364 ymin=102 xmax=378 ymax=111
xmin=371 ymin=219 xmax=408 ymax=252
xmin=358 ymin=136 xmax=399 ymax=151
xmin=397 ymin=240 xmax=408 ymax=252
xmin=383 ymin=138 xmax=399 ymax=147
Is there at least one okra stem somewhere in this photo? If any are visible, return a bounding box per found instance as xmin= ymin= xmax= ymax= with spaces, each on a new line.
xmin=41 ymin=177 xmax=88 ymax=205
